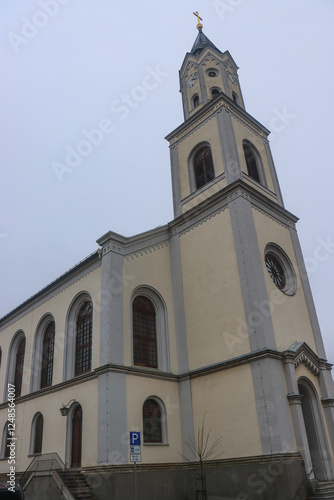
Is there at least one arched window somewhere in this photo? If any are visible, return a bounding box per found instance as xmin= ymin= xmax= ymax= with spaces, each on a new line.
xmin=143 ymin=399 xmax=162 ymax=443
xmin=0 ymin=347 xmax=2 ymax=369
xmin=133 ymin=296 xmax=157 ymax=368
xmin=75 ymin=302 xmax=93 ymax=376
xmin=243 ymin=142 xmax=261 ymax=183
xmin=211 ymin=88 xmax=221 ymax=98
xmin=192 ymin=94 xmax=200 ymax=108
xmin=33 ymin=414 xmax=43 ymax=454
xmin=232 ymin=91 xmax=239 ymax=104
xmin=1 ymin=422 xmax=10 ymax=458
xmin=193 ymin=146 xmax=215 ymax=189
xmin=14 ymin=338 xmax=25 ymax=397
xmin=41 ymin=322 xmax=55 ymax=388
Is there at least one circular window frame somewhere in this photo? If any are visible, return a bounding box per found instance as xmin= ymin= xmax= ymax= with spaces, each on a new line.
xmin=264 ymin=244 xmax=297 ymax=296
xmin=207 ymin=69 xmax=218 ymax=78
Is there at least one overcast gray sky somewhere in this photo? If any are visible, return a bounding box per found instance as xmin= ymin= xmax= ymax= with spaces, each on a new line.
xmin=1 ymin=1 xmax=334 ymax=361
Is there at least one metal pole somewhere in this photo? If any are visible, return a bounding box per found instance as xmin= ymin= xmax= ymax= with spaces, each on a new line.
xmin=134 ymin=460 xmax=137 ymax=500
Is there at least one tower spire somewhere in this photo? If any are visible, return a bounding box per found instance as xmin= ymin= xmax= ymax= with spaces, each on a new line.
xmin=193 ymin=11 xmax=203 ymax=30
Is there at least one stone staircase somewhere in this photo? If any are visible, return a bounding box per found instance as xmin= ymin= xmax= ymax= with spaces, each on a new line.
xmin=57 ymin=470 xmax=97 ymax=500
xmin=308 ymin=482 xmax=334 ymax=500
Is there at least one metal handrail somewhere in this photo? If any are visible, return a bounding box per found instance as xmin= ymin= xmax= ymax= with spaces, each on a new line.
xmin=19 ymin=452 xmax=65 ymax=487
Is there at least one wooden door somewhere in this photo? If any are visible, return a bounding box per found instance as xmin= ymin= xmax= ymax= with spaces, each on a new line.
xmin=71 ymin=405 xmax=82 ymax=468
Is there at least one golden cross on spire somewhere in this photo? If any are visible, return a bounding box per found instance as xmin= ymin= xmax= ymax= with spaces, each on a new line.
xmin=193 ymin=11 xmax=203 ymax=30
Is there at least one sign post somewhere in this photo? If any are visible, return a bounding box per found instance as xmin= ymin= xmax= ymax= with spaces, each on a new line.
xmin=130 ymin=432 xmax=141 ymax=500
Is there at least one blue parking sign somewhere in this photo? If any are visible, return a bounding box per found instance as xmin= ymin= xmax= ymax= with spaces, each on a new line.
xmin=130 ymin=431 xmax=141 ymax=446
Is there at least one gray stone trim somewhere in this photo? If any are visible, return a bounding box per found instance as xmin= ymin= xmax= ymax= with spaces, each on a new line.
xmin=183 ymin=173 xmax=226 ymax=205
xmin=243 ymin=175 xmax=277 ymax=199
xmin=100 ymin=251 xmax=124 ymax=366
xmin=263 ymin=140 xmax=284 ymax=207
xmin=165 ymin=95 xmax=270 ymax=145
xmin=179 ymin=379 xmax=195 ymax=460
xmin=169 ymin=234 xmax=189 ymax=374
xmin=97 ymin=371 xmax=127 ymax=464
xmin=287 ymin=393 xmax=303 ymax=405
xmin=228 ymin=194 xmax=297 ymax=454
xmin=295 ymin=352 xmax=320 ymax=376
xmin=321 ymin=397 xmax=334 ymax=408
xmin=216 ymin=107 xmax=242 ymax=183
xmin=229 ymin=194 xmax=276 ymax=351
xmin=172 ymin=181 xmax=298 ymax=242
xmin=251 ymin=357 xmax=295 ymax=454
xmin=170 ymin=144 xmax=182 ymax=217
xmin=0 ymin=254 xmax=101 ymax=330
xmin=289 ymin=227 xmax=326 ymax=359
xmin=197 ymin=61 xmax=209 ymax=107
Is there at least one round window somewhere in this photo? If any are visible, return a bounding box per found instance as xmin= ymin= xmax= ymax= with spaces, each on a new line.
xmin=265 ymin=254 xmax=285 ymax=290
xmin=208 ymin=70 xmax=217 ymax=77
xmin=264 ymin=244 xmax=297 ymax=295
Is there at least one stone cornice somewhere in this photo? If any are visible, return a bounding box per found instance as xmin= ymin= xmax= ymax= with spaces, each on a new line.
xmin=283 ymin=341 xmax=332 ymax=376
xmin=0 ymin=349 xmax=285 ymax=408
xmin=321 ymin=397 xmax=334 ymax=408
xmin=165 ymin=93 xmax=270 ymax=146
xmin=287 ymin=393 xmax=303 ymax=405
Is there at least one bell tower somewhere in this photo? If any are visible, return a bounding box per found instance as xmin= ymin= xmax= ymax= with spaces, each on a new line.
xmin=166 ymin=15 xmax=283 ymax=218
xmin=166 ymin=16 xmax=334 ymax=487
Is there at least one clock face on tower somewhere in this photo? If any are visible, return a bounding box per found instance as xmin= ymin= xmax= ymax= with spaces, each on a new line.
xmin=227 ymin=72 xmax=237 ymax=84
xmin=186 ymin=72 xmax=198 ymax=87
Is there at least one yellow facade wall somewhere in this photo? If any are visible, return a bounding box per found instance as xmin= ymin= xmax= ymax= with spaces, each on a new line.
xmin=253 ymin=209 xmax=317 ymax=353
xmin=191 ymin=365 xmax=262 ymax=459
xmin=180 ymin=210 xmax=250 ymax=370
xmin=0 ymin=379 xmax=98 ymax=472
xmin=0 ymin=265 xmax=101 ymax=401
xmin=123 ymin=245 xmax=178 ymax=373
xmin=126 ymin=375 xmax=182 ymax=463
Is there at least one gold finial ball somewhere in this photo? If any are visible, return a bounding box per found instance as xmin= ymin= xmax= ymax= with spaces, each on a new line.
xmin=193 ymin=11 xmax=203 ymax=30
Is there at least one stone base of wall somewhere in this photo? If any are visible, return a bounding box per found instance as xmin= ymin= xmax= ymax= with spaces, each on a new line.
xmin=22 ymin=453 xmax=309 ymax=500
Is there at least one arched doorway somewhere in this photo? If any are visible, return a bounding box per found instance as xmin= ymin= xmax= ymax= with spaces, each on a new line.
xmin=298 ymin=379 xmax=333 ymax=481
xmin=71 ymin=405 xmax=82 ymax=468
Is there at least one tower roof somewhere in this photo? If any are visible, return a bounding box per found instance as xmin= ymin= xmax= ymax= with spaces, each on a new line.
xmin=190 ymin=29 xmax=222 ymax=56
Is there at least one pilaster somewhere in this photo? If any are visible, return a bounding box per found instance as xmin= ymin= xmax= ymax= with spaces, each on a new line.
xmin=169 ymin=229 xmax=195 ymax=458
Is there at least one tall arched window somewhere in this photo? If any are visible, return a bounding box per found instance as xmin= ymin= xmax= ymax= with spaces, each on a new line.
xmin=192 ymin=94 xmax=200 ymax=108
xmin=33 ymin=414 xmax=43 ymax=454
xmin=193 ymin=146 xmax=215 ymax=189
xmin=14 ymin=338 xmax=25 ymax=397
xmin=41 ymin=322 xmax=55 ymax=388
xmin=133 ymin=296 xmax=157 ymax=368
xmin=75 ymin=302 xmax=93 ymax=376
xmin=143 ymin=399 xmax=162 ymax=443
xmin=243 ymin=142 xmax=260 ymax=183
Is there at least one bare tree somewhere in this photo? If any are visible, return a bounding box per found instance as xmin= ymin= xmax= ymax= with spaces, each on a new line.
xmin=181 ymin=414 xmax=224 ymax=500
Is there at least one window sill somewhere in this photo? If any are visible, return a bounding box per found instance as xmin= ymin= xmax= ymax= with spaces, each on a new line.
xmin=143 ymin=442 xmax=169 ymax=446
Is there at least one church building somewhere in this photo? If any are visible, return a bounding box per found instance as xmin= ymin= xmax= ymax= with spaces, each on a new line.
xmin=0 ymin=15 xmax=333 ymax=500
